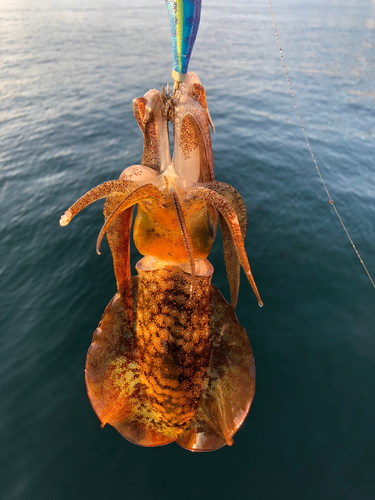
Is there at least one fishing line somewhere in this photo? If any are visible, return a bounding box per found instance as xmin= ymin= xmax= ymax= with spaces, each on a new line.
xmin=268 ymin=0 xmax=375 ymax=289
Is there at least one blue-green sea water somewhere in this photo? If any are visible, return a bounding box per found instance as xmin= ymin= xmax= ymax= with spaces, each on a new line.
xmin=1 ymin=0 xmax=374 ymax=498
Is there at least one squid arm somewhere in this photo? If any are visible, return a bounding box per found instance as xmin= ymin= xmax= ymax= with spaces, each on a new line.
xmin=171 ymin=192 xmax=196 ymax=297
xmin=190 ymin=81 xmax=215 ymax=133
xmin=96 ymin=183 xmax=168 ymax=254
xmin=181 ymin=109 xmax=214 ymax=183
xmin=59 ymin=179 xmax=140 ymax=227
xmin=132 ymin=91 xmax=171 ymax=172
xmin=203 ymin=182 xmax=247 ymax=308
xmin=96 ymin=184 xmax=197 ymax=296
xmin=183 ymin=186 xmax=263 ymax=307
xmin=103 ymin=200 xmax=134 ymax=291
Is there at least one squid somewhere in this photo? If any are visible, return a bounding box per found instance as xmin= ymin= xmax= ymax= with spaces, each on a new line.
xmin=60 ymin=72 xmax=262 ymax=451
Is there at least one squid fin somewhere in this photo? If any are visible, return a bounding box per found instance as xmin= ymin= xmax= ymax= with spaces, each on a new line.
xmin=176 ymin=287 xmax=255 ymax=451
xmin=85 ymin=287 xmax=177 ymax=448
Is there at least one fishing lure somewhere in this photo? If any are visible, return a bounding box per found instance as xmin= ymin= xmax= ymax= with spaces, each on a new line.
xmin=60 ymin=0 xmax=262 ymax=451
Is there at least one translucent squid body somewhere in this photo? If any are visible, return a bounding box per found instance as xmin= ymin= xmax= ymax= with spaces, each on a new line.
xmin=60 ymin=72 xmax=262 ymax=451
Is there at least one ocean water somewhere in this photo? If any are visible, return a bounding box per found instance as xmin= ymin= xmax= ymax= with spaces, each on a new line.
xmin=1 ymin=0 xmax=374 ymax=498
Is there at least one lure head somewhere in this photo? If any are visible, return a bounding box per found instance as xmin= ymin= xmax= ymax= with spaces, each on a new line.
xmin=165 ymin=0 xmax=202 ymax=84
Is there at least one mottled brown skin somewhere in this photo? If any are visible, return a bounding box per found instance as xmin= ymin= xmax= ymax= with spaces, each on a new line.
xmin=180 ymin=115 xmax=201 ymax=161
xmin=136 ymin=267 xmax=211 ymax=430
xmin=85 ymin=267 xmax=255 ymax=450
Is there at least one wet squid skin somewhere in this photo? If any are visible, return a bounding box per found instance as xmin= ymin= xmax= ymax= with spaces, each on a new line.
xmin=60 ymin=72 xmax=262 ymax=451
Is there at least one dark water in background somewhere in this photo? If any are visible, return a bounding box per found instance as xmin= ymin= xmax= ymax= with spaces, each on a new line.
xmin=1 ymin=0 xmax=374 ymax=498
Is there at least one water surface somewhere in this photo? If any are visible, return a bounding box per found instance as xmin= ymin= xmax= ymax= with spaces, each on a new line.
xmin=1 ymin=0 xmax=374 ymax=498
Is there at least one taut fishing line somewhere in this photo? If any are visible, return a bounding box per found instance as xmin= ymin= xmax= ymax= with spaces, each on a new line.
xmin=268 ymin=0 xmax=375 ymax=289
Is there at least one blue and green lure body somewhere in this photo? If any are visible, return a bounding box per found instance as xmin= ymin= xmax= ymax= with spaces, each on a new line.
xmin=165 ymin=0 xmax=202 ymax=82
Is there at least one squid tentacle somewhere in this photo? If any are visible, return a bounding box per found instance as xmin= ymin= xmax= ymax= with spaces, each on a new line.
xmin=203 ymin=182 xmax=247 ymax=308
xmin=190 ymin=81 xmax=215 ymax=133
xmin=182 ymin=110 xmax=214 ymax=183
xmin=96 ymin=183 xmax=167 ymax=255
xmin=184 ymin=186 xmax=263 ymax=307
xmin=171 ymin=192 xmax=196 ymax=298
xmin=59 ymin=179 xmax=140 ymax=227
xmin=219 ymin=214 xmax=241 ymax=309
xmin=203 ymin=182 xmax=248 ymax=236
xmin=103 ymin=200 xmax=134 ymax=291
